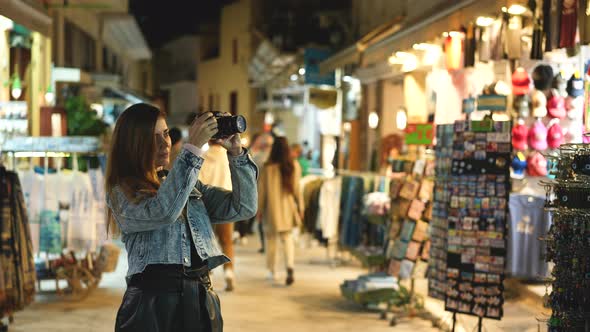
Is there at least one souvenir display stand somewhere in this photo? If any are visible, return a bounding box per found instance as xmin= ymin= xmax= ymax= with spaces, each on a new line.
xmin=541 ymin=143 xmax=590 ymax=331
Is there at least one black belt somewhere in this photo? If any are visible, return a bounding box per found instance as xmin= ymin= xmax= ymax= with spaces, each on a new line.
xmin=128 ymin=264 xmax=211 ymax=291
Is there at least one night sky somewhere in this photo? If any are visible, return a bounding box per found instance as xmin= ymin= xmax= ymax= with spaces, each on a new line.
xmin=130 ymin=0 xmax=235 ymax=49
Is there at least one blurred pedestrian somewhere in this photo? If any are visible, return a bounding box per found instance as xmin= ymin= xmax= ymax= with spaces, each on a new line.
xmin=199 ymin=139 xmax=237 ymax=292
xmin=249 ymin=133 xmax=274 ymax=253
xmin=258 ymin=136 xmax=303 ymax=286
xmin=291 ymin=143 xmax=310 ymax=177
xmin=165 ymin=127 xmax=183 ymax=170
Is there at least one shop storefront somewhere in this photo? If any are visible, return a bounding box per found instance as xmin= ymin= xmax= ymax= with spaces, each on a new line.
xmin=0 ymin=2 xmax=52 ymax=144
xmin=312 ymin=0 xmax=590 ymax=330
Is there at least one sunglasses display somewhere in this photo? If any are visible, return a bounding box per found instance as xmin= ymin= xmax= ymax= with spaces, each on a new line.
xmin=543 ymin=144 xmax=590 ymax=331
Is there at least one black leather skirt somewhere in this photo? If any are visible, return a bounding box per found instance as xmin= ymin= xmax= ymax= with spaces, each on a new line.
xmin=115 ymin=264 xmax=222 ymax=332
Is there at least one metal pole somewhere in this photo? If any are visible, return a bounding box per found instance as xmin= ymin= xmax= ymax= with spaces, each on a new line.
xmin=478 ymin=317 xmax=483 ymax=332
xmin=452 ymin=312 xmax=456 ymax=332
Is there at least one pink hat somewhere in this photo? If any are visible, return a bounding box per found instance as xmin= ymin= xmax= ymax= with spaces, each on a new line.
xmin=527 ymin=152 xmax=548 ymax=177
xmin=547 ymin=93 xmax=566 ymax=119
xmin=512 ymin=123 xmax=528 ymax=150
xmin=547 ymin=122 xmax=564 ymax=149
xmin=529 ymin=120 xmax=548 ymax=151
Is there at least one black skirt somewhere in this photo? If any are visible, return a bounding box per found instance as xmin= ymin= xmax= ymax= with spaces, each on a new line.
xmin=115 ymin=264 xmax=223 ymax=332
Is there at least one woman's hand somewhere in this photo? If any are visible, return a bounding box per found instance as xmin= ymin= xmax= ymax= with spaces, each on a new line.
xmin=188 ymin=112 xmax=218 ymax=148
xmin=213 ymin=112 xmax=243 ymax=156
xmin=215 ymin=134 xmax=243 ymax=156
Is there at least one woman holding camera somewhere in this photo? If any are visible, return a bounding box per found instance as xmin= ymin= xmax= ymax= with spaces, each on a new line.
xmin=105 ymin=104 xmax=257 ymax=332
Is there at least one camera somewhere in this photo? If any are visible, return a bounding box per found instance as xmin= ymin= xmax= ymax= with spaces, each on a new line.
xmin=212 ymin=112 xmax=247 ymax=139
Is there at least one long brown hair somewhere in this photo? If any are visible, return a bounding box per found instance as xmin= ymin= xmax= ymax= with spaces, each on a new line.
xmin=105 ymin=103 xmax=165 ymax=236
xmin=267 ymin=136 xmax=295 ymax=195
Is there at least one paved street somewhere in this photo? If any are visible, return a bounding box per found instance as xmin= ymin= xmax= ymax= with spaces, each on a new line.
xmin=8 ymin=237 xmax=546 ymax=332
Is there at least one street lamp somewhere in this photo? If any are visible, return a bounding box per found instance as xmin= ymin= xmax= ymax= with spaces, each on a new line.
xmin=44 ymin=85 xmax=55 ymax=105
xmin=11 ymin=75 xmax=22 ymax=99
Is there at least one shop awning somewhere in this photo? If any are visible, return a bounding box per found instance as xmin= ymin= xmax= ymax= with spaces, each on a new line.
xmin=103 ymin=87 xmax=149 ymax=104
xmin=0 ymin=0 xmax=52 ymax=36
xmin=53 ymin=67 xmax=93 ymax=84
xmin=102 ymin=14 xmax=151 ymax=60
xmin=318 ymin=16 xmax=404 ymax=74
xmin=248 ymin=39 xmax=298 ymax=88
xmin=362 ymin=0 xmax=502 ymax=66
xmin=318 ymin=45 xmax=359 ymax=74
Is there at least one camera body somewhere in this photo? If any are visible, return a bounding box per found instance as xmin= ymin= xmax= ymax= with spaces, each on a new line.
xmin=212 ymin=112 xmax=247 ymax=139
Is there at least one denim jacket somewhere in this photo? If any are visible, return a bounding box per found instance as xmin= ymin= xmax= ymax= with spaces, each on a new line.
xmin=106 ymin=148 xmax=258 ymax=276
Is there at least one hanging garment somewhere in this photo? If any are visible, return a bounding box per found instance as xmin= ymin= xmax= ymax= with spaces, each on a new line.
xmin=88 ymin=168 xmax=107 ymax=245
xmin=507 ymin=194 xmax=551 ymax=278
xmin=339 ymin=176 xmax=365 ymax=248
xmin=66 ymin=170 xmax=98 ymax=252
xmin=559 ymin=0 xmax=578 ymax=48
xmin=17 ymin=169 xmax=44 ymax=254
xmin=479 ymin=25 xmax=492 ymax=62
xmin=316 ymin=177 xmax=342 ymax=240
xmin=489 ymin=16 xmax=506 ymax=60
xmin=302 ymin=178 xmax=324 ymax=234
xmin=506 ymin=15 xmax=523 ymax=59
xmin=531 ymin=18 xmax=544 ymax=60
xmin=0 ymin=169 xmax=36 ymax=315
xmin=579 ymin=0 xmax=590 ymax=44
xmin=464 ymin=23 xmax=476 ymax=67
xmin=544 ymin=0 xmax=562 ymax=51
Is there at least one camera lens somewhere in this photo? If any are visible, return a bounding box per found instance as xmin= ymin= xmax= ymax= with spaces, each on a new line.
xmin=212 ymin=114 xmax=247 ymax=139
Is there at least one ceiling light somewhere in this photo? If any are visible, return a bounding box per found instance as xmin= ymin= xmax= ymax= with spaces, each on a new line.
xmin=264 ymin=112 xmax=275 ymax=125
xmin=507 ymin=4 xmax=527 ymax=15
xmin=401 ymin=56 xmax=418 ymax=72
xmin=476 ymin=16 xmax=495 ymax=27
xmin=290 ymin=74 xmax=298 ymax=81
xmin=343 ymin=122 xmax=352 ymax=132
xmin=298 ymin=67 xmax=306 ymax=75
xmin=413 ymin=43 xmax=437 ymax=51
xmin=241 ymin=137 xmax=249 ymax=146
xmin=368 ymin=111 xmax=379 ymax=129
xmin=396 ymin=108 xmax=407 ymax=130
xmin=448 ymin=31 xmax=463 ymax=38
